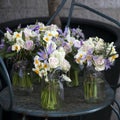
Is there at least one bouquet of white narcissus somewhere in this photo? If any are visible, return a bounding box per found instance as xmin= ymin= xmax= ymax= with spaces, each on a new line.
xmin=0 ymin=22 xmax=61 ymax=62
xmin=33 ymin=46 xmax=71 ymax=110
xmin=33 ymin=45 xmax=71 ymax=83
xmin=74 ymin=37 xmax=119 ymax=71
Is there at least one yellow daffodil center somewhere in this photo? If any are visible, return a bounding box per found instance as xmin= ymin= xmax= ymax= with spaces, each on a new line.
xmin=16 ymin=33 xmax=21 ymax=38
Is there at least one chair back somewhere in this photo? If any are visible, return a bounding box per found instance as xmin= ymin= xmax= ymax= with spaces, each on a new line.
xmin=0 ymin=57 xmax=13 ymax=110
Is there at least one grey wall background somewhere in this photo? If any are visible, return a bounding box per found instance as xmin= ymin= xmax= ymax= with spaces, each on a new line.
xmin=0 ymin=0 xmax=120 ymax=26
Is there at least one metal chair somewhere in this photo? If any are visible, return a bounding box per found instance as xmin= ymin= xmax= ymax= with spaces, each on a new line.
xmin=0 ymin=0 xmax=120 ymax=120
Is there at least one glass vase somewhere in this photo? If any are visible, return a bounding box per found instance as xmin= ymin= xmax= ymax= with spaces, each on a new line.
xmin=83 ymin=67 xmax=105 ymax=103
xmin=40 ymin=80 xmax=63 ymax=110
xmin=12 ymin=60 xmax=33 ymax=94
xmin=67 ymin=67 xmax=80 ymax=87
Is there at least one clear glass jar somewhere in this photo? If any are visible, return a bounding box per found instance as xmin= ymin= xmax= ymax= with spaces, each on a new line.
xmin=40 ymin=80 xmax=63 ymax=110
xmin=12 ymin=60 xmax=33 ymax=94
xmin=83 ymin=66 xmax=105 ymax=103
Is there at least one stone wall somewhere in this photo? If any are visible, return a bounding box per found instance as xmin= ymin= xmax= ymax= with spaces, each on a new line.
xmin=0 ymin=0 xmax=120 ymax=26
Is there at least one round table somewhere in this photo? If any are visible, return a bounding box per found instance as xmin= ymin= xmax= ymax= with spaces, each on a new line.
xmin=12 ymin=82 xmax=114 ymax=119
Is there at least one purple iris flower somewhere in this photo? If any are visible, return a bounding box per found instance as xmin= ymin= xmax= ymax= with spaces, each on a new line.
xmin=57 ymin=29 xmax=63 ymax=35
xmin=31 ymin=25 xmax=40 ymax=31
xmin=6 ymin=27 xmax=12 ymax=34
xmin=105 ymin=59 xmax=111 ymax=70
xmin=63 ymin=27 xmax=69 ymax=37
xmin=37 ymin=49 xmax=48 ymax=61
xmin=86 ymin=49 xmax=94 ymax=67
xmin=71 ymin=28 xmax=76 ymax=36
xmin=47 ymin=43 xmax=55 ymax=55
xmin=27 ymin=25 xmax=40 ymax=34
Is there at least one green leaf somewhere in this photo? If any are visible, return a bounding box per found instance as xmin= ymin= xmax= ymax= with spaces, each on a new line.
xmin=4 ymin=52 xmax=16 ymax=58
xmin=22 ymin=32 xmax=25 ymax=41
xmin=66 ymin=53 xmax=80 ymax=71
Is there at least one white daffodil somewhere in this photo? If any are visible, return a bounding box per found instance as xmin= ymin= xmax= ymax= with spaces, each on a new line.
xmin=43 ymin=35 xmax=52 ymax=43
xmin=16 ymin=38 xmax=25 ymax=48
xmin=13 ymin=32 xmax=22 ymax=40
xmin=4 ymin=31 xmax=12 ymax=41
xmin=61 ymin=74 xmax=71 ymax=82
xmin=12 ymin=43 xmax=21 ymax=52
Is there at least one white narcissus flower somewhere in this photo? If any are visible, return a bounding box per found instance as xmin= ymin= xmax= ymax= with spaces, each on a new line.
xmin=38 ymin=22 xmax=45 ymax=30
xmin=67 ymin=37 xmax=76 ymax=47
xmin=33 ymin=55 xmax=41 ymax=67
xmin=61 ymin=59 xmax=71 ymax=72
xmin=39 ymin=69 xmax=47 ymax=78
xmin=106 ymin=42 xmax=114 ymax=54
xmin=45 ymin=76 xmax=49 ymax=82
xmin=12 ymin=43 xmax=21 ymax=52
xmin=83 ymin=38 xmax=95 ymax=51
xmin=51 ymin=31 xmax=59 ymax=38
xmin=24 ymin=40 xmax=34 ymax=50
xmin=47 ymin=24 xmax=58 ymax=31
xmin=13 ymin=32 xmax=22 ymax=40
xmin=4 ymin=31 xmax=12 ymax=41
xmin=57 ymin=47 xmax=66 ymax=58
xmin=46 ymin=30 xmax=58 ymax=38
xmin=16 ymin=38 xmax=25 ymax=48
xmin=95 ymin=38 xmax=104 ymax=52
xmin=74 ymin=50 xmax=86 ymax=65
xmin=43 ymin=35 xmax=52 ymax=43
xmin=61 ymin=74 xmax=71 ymax=82
xmin=109 ymin=54 xmax=119 ymax=63
xmin=32 ymin=68 xmax=39 ymax=75
xmin=24 ymin=28 xmax=37 ymax=38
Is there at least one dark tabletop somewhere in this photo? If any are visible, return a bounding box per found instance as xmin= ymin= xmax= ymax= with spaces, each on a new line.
xmin=12 ymin=83 xmax=114 ymax=118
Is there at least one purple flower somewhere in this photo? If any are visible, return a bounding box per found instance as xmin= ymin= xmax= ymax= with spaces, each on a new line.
xmin=47 ymin=43 xmax=55 ymax=55
xmin=62 ymin=42 xmax=72 ymax=53
xmin=24 ymin=40 xmax=34 ymax=50
xmin=71 ymin=28 xmax=85 ymax=40
xmin=6 ymin=27 xmax=12 ymax=34
xmin=27 ymin=25 xmax=40 ymax=34
xmin=63 ymin=27 xmax=69 ymax=37
xmin=105 ymin=59 xmax=111 ymax=70
xmin=57 ymin=29 xmax=63 ymax=35
xmin=71 ymin=28 xmax=76 ymax=36
xmin=74 ymin=40 xmax=83 ymax=48
xmin=37 ymin=49 xmax=48 ymax=61
xmin=31 ymin=25 xmax=40 ymax=31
